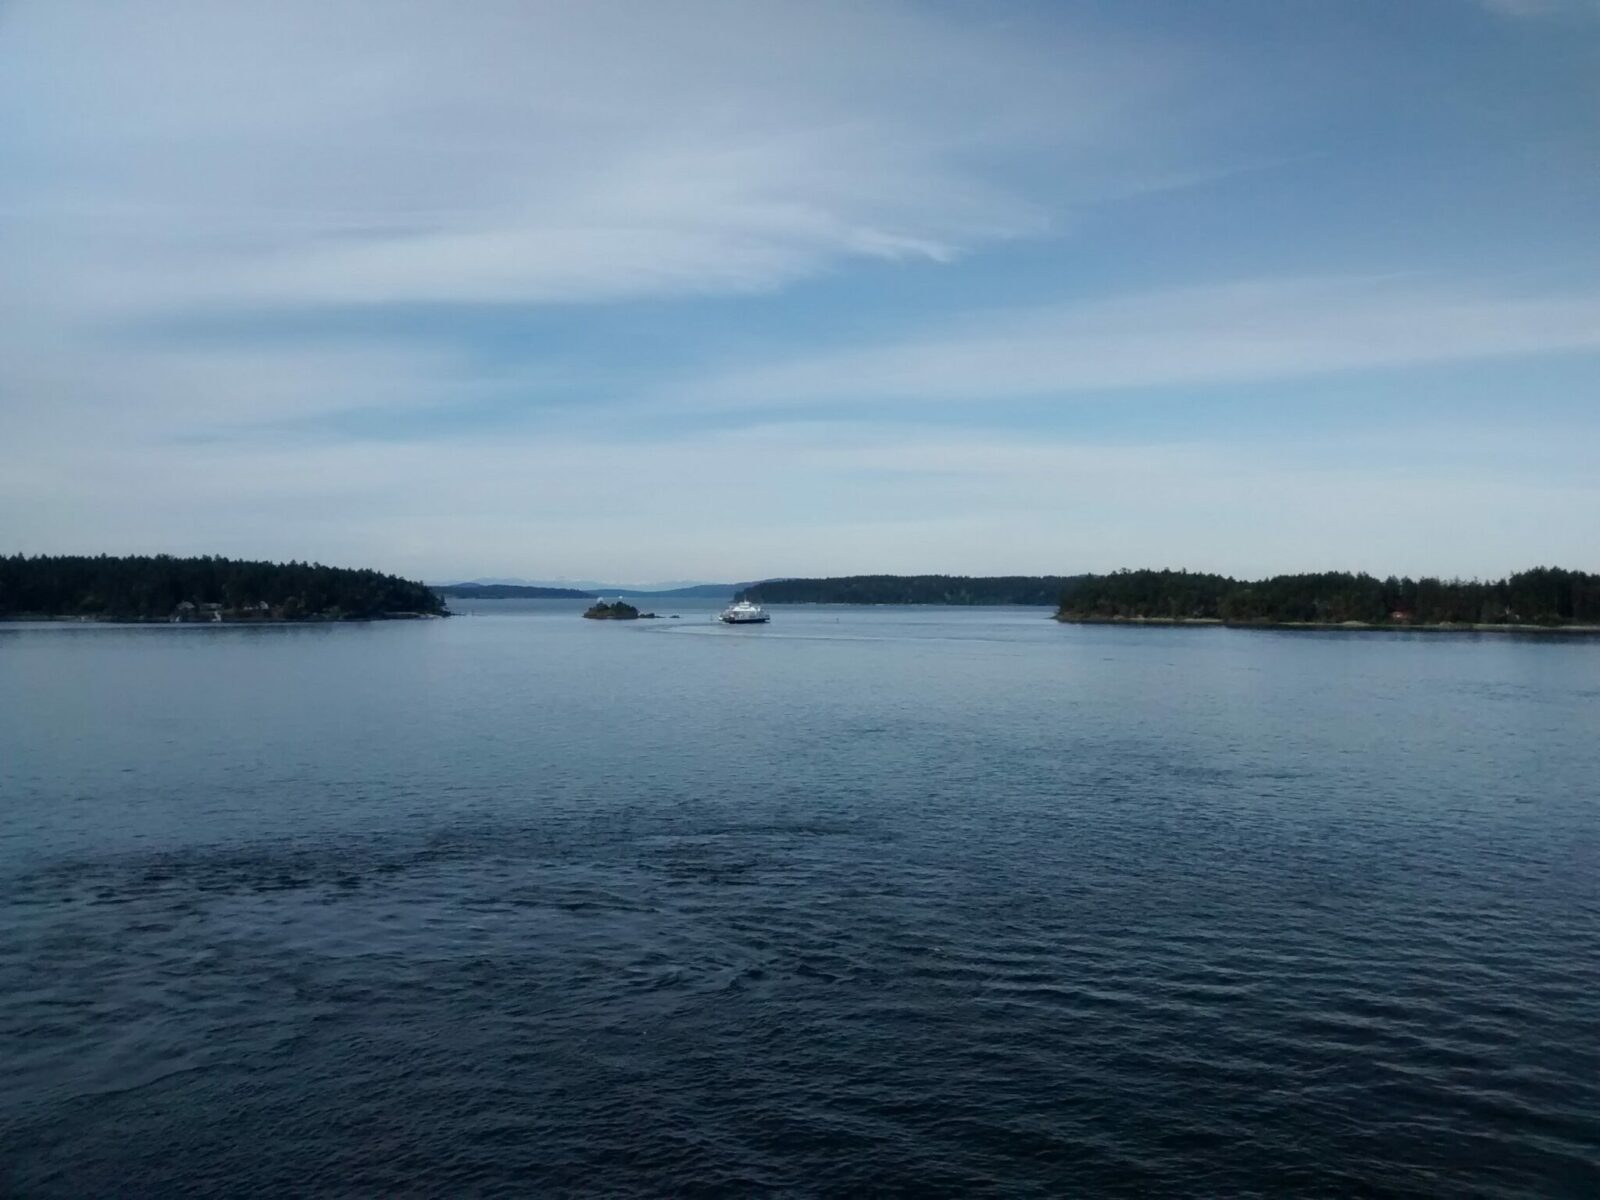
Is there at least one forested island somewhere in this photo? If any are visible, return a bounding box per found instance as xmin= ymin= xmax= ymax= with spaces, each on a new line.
xmin=1055 ymin=567 xmax=1600 ymax=629
xmin=0 ymin=555 xmax=447 ymax=621
xmin=583 ymin=600 xmax=651 ymax=620
xmin=17 ymin=557 xmax=1590 ymax=631
xmin=741 ymin=575 xmax=1082 ymax=605
xmin=736 ymin=568 xmax=1599 ymax=629
xmin=436 ymin=583 xmax=595 ymax=599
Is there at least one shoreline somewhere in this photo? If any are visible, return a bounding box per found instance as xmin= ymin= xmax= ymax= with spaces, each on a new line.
xmin=1054 ymin=614 xmax=1600 ymax=635
xmin=0 ymin=611 xmax=446 ymax=625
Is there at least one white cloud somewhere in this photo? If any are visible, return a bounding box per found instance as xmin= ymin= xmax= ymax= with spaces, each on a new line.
xmin=3 ymin=1 xmax=1597 ymax=581
xmin=0 ymin=0 xmax=1177 ymax=320
xmin=3 ymin=421 xmax=1593 ymax=581
xmin=0 ymin=0 xmax=1200 ymax=461
xmin=685 ymin=277 xmax=1600 ymax=405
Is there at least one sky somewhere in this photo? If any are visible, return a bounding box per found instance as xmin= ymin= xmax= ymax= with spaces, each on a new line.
xmin=2 ymin=0 xmax=1597 ymax=584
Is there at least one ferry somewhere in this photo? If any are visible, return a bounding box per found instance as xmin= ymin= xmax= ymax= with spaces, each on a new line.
xmin=719 ymin=599 xmax=770 ymax=624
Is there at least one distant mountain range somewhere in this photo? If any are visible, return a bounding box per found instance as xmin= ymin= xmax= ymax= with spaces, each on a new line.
xmin=611 ymin=583 xmax=748 ymax=599
xmin=433 ymin=583 xmax=595 ymax=599
xmin=433 ymin=579 xmax=749 ymax=600
xmin=442 ymin=576 xmax=739 ymax=590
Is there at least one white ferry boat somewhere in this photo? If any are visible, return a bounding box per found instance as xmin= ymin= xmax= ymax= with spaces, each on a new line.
xmin=719 ymin=599 xmax=770 ymax=624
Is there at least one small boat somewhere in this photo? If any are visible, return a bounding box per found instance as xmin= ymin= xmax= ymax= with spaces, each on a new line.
xmin=719 ymin=599 xmax=770 ymax=624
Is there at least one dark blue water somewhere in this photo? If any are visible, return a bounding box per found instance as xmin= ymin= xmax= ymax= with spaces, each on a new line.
xmin=3 ymin=602 xmax=1598 ymax=1197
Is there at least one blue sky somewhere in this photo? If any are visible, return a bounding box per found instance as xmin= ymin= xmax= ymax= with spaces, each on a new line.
xmin=2 ymin=0 xmax=1596 ymax=583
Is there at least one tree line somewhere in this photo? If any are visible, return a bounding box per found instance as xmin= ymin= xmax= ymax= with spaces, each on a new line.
xmin=741 ymin=575 xmax=1082 ymax=605
xmin=0 ymin=554 xmax=446 ymax=620
xmin=1056 ymin=567 xmax=1600 ymax=626
xmin=736 ymin=567 xmax=1600 ymax=625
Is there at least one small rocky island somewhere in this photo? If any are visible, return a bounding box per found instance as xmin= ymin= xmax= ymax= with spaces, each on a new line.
xmin=582 ymin=599 xmax=657 ymax=620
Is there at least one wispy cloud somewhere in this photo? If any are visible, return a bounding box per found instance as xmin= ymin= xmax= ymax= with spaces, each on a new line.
xmin=685 ymin=278 xmax=1600 ymax=406
xmin=1 ymin=0 xmax=1596 ymax=579
xmin=4 ymin=420 xmax=1592 ymax=581
xmin=0 ymin=1 xmax=1180 ymax=322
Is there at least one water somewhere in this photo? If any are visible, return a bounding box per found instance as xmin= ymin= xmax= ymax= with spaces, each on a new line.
xmin=3 ymin=602 xmax=1598 ymax=1197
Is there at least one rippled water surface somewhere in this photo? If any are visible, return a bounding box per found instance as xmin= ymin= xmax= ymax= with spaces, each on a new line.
xmin=3 ymin=601 xmax=1598 ymax=1197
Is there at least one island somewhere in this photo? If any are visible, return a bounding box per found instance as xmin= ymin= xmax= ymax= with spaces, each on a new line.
xmin=741 ymin=575 xmax=1082 ymax=605
xmin=583 ymin=600 xmax=657 ymax=620
xmin=1054 ymin=567 xmax=1600 ymax=631
xmin=734 ymin=567 xmax=1600 ymax=630
xmin=0 ymin=554 xmax=447 ymax=622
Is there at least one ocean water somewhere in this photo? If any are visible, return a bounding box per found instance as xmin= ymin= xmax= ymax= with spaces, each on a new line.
xmin=2 ymin=601 xmax=1598 ymax=1197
